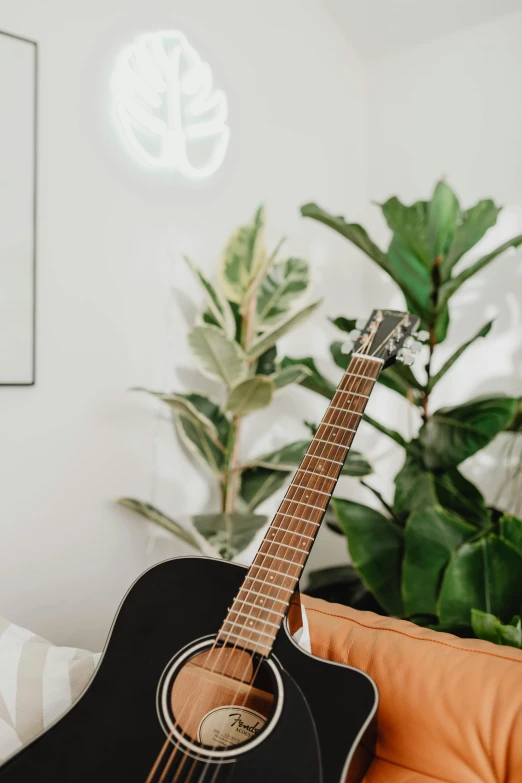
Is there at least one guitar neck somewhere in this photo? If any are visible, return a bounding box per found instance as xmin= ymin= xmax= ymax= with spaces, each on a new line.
xmin=217 ymin=353 xmax=383 ymax=655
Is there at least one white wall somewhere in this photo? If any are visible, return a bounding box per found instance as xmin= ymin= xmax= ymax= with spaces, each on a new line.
xmin=0 ymin=0 xmax=369 ymax=649
xmin=365 ymin=11 xmax=522 ymax=508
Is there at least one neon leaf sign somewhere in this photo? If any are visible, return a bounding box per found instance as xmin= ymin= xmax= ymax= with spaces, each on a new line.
xmin=112 ymin=31 xmax=229 ymax=179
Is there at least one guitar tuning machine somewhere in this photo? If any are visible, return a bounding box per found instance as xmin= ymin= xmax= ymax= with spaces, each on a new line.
xmin=397 ymin=347 xmax=415 ymax=366
xmin=416 ymin=330 xmax=430 ymax=343
xmin=355 ymin=318 xmax=367 ymax=330
xmin=403 ymin=336 xmax=422 ymax=354
xmin=341 ymin=329 xmax=361 ymax=355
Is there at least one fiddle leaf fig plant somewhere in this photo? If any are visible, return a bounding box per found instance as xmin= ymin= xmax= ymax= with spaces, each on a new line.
xmin=295 ymin=182 xmax=522 ymax=644
xmin=119 ymin=205 xmax=371 ymax=561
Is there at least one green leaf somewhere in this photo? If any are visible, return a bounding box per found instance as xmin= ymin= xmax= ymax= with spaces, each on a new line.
xmin=504 ymin=397 xmax=522 ymax=432
xmin=117 ymin=499 xmax=201 ymax=549
xmin=252 ymin=439 xmax=372 ymax=477
xmin=218 ymin=205 xmax=266 ymax=305
xmin=255 ymin=346 xmax=277 ymax=376
xmin=270 ymin=364 xmax=312 ymax=390
xmin=174 ymin=393 xmax=229 ymax=475
xmin=188 ymin=325 xmax=247 ymax=387
xmin=419 ymin=396 xmax=519 ymax=470
xmin=280 ymin=356 xmax=337 ymax=399
xmin=132 ymin=389 xmax=218 ymax=439
xmin=434 ymin=303 xmax=450 ymax=344
xmin=330 ymin=316 xmax=357 ymax=333
xmin=333 ymin=497 xmax=404 ymax=616
xmin=363 ymin=413 xmax=406 ymax=448
xmin=402 ymin=506 xmax=477 ymax=617
xmin=378 ymin=363 xmax=424 ymax=401
xmin=330 ymin=341 xmax=350 ymax=371
xmin=499 ymin=514 xmax=522 ymax=555
xmin=471 ymin=609 xmax=522 ymax=649
xmin=381 ymin=197 xmax=431 ymax=267
xmin=247 ymin=300 xmax=322 ymax=361
xmin=301 ymin=203 xmax=393 ymax=275
xmin=226 ymin=375 xmax=274 ymax=416
xmin=192 ymin=513 xmax=267 ymax=560
xmin=183 ymin=255 xmax=235 ymax=339
xmin=440 ymin=200 xmax=501 ymax=279
xmin=257 ymin=257 xmax=310 ymax=326
xmin=438 ymin=233 xmax=522 ymax=309
xmin=393 ymin=442 xmax=490 ymax=526
xmin=438 ymin=535 xmax=522 ymax=627
xmin=239 ymin=466 xmax=289 ymax=512
xmin=428 ymin=320 xmax=493 ymax=391
xmin=427 ymin=181 xmax=459 ymax=260
xmin=386 ymin=235 xmax=434 ymax=321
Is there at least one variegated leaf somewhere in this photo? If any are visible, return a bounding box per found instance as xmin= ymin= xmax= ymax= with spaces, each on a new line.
xmin=117 ymin=498 xmax=201 ymax=549
xmin=270 ymin=364 xmax=312 ymax=390
xmin=226 ymin=375 xmax=274 ymax=416
xmin=257 ymin=257 xmax=310 ymax=326
xmin=218 ymin=205 xmax=266 ymax=304
xmin=248 ymin=299 xmax=322 ymax=361
xmin=132 ymin=388 xmax=218 ymax=438
xmin=192 ymin=512 xmax=267 ymax=560
xmin=188 ymin=325 xmax=247 ymax=386
xmin=183 ymin=255 xmax=235 ymax=338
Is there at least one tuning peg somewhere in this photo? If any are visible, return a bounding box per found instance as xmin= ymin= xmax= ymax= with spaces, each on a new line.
xmin=397 ymin=347 xmax=415 ymax=366
xmin=409 ymin=340 xmax=422 ymax=354
xmin=355 ymin=318 xmax=367 ymax=330
xmin=341 ymin=339 xmax=354 ymax=354
xmin=416 ymin=330 xmax=430 ymax=343
xmin=349 ymin=328 xmax=361 ymax=342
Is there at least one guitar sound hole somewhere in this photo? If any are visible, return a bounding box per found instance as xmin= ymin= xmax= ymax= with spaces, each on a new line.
xmin=161 ymin=642 xmax=279 ymax=754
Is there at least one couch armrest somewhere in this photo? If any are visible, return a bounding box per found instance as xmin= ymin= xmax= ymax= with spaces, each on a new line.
xmin=291 ymin=595 xmax=522 ymax=783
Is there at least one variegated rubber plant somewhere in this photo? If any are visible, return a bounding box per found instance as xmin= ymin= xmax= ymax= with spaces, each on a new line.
xmin=118 ymin=206 xmax=371 ymax=560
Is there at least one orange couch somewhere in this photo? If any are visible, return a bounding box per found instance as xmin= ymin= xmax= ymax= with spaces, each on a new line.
xmin=291 ymin=594 xmax=522 ymax=783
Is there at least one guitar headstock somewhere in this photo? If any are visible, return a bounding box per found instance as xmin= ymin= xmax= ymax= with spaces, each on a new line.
xmin=341 ymin=309 xmax=427 ymax=368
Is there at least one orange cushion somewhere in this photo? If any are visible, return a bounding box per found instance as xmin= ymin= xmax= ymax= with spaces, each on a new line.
xmin=292 ymin=595 xmax=522 ymax=783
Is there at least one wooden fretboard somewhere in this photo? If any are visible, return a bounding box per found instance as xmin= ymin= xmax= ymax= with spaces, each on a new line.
xmin=217 ymin=354 xmax=383 ymax=656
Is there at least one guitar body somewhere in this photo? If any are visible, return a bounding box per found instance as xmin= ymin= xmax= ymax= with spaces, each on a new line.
xmin=0 ymin=557 xmax=377 ymax=783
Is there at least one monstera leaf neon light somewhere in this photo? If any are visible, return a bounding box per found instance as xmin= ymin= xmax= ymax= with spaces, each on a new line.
xmin=112 ymin=31 xmax=229 ymax=179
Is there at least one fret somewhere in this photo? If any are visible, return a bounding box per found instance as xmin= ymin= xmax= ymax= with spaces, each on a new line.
xmin=353 ymin=353 xmax=383 ymax=363
xmin=226 ymin=610 xmax=281 ymax=630
xmin=244 ymin=575 xmax=295 ymax=592
xmin=303 ymin=454 xmax=344 ymax=465
xmin=261 ymin=541 xmax=308 ymax=554
xmin=250 ymin=564 xmax=298 ymax=580
xmin=273 ymin=512 xmax=320 ymax=526
xmin=235 ymin=599 xmax=285 ymax=617
xmin=328 ymin=405 xmax=362 ymax=415
xmin=268 ymin=526 xmax=314 ymax=539
xmin=256 ymin=553 xmax=307 ymax=566
xmin=219 ymin=630 xmax=272 ymax=649
xmin=289 ymin=483 xmax=331 ymax=497
xmin=238 ymin=589 xmax=288 ymax=605
xmin=296 ymin=467 xmax=337 ymax=480
xmin=281 ymin=498 xmax=325 ymax=512
xmin=344 ymin=372 xmax=376 ymax=382
xmin=320 ymin=422 xmax=356 ymax=434
xmin=312 ymin=437 xmax=349 ymax=447
xmin=335 ymin=389 xmax=369 ymax=400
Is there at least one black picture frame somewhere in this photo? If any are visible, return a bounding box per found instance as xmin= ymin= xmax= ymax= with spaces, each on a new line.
xmin=0 ymin=28 xmax=37 ymax=386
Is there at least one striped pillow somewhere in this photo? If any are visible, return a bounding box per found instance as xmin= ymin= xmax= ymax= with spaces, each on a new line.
xmin=0 ymin=617 xmax=100 ymax=764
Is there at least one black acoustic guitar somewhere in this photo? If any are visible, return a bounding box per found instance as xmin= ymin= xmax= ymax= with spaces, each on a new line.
xmin=0 ymin=310 xmax=422 ymax=783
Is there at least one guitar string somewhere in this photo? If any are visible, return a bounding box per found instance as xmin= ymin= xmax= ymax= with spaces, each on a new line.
xmin=162 ymin=338 xmax=384 ymax=783
xmin=182 ymin=318 xmax=409 ymax=783
xmin=186 ymin=344 xmax=379 ymax=782
xmin=193 ymin=318 xmax=411 ymax=783
xmin=147 ymin=317 xmax=406 ymax=782
xmin=154 ymin=352 xmax=373 ymax=783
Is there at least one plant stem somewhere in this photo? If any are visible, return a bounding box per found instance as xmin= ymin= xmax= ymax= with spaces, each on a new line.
xmin=221 ymin=287 xmax=258 ymax=514
xmin=421 ymin=257 xmax=442 ymax=422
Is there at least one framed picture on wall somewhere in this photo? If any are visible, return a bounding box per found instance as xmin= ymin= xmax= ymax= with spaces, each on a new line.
xmin=0 ymin=29 xmax=37 ymax=385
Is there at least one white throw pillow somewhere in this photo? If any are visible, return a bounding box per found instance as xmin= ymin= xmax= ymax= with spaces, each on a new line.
xmin=0 ymin=617 xmax=100 ymax=764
